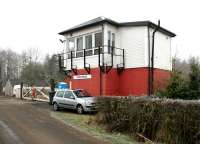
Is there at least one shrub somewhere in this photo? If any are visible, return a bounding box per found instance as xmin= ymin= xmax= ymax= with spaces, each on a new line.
xmin=158 ymin=57 xmax=200 ymax=100
xmin=161 ymin=70 xmax=188 ymax=99
xmin=188 ymin=58 xmax=200 ymax=99
xmin=96 ymin=97 xmax=200 ymax=144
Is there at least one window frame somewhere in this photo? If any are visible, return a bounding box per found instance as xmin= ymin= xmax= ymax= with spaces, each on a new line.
xmin=112 ymin=33 xmax=115 ymax=47
xmin=68 ymin=38 xmax=75 ymax=52
xmin=76 ymin=37 xmax=83 ymax=51
xmin=95 ymin=32 xmax=102 ymax=48
xmin=112 ymin=33 xmax=115 ymax=54
xmin=85 ymin=34 xmax=92 ymax=49
xmin=67 ymin=31 xmax=102 ymax=58
xmin=108 ymin=31 xmax=111 ymax=53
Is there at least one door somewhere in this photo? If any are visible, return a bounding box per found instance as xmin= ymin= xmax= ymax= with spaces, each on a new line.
xmin=55 ymin=91 xmax=65 ymax=107
xmin=63 ymin=91 xmax=77 ymax=109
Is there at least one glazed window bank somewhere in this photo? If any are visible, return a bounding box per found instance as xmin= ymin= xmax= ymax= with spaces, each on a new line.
xmin=58 ymin=17 xmax=176 ymax=96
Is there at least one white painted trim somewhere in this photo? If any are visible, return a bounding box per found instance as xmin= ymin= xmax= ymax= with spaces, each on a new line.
xmin=73 ymin=74 xmax=92 ymax=80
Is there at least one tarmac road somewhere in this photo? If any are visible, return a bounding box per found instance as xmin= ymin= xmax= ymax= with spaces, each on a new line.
xmin=0 ymin=96 xmax=104 ymax=144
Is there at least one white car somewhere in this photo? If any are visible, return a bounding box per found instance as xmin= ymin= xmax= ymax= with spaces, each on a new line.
xmin=52 ymin=89 xmax=97 ymax=114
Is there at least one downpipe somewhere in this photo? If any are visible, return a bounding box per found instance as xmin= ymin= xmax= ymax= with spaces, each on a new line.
xmin=150 ymin=20 xmax=160 ymax=96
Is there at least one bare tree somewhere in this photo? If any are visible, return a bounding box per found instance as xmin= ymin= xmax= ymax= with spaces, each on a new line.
xmin=43 ymin=54 xmax=65 ymax=82
xmin=0 ymin=47 xmax=64 ymax=90
xmin=21 ymin=47 xmax=40 ymax=64
xmin=0 ymin=49 xmax=21 ymax=92
xmin=173 ymin=56 xmax=200 ymax=81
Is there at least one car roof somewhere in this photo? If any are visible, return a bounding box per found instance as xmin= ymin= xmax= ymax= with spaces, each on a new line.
xmin=56 ymin=89 xmax=73 ymax=92
xmin=56 ymin=89 xmax=84 ymax=92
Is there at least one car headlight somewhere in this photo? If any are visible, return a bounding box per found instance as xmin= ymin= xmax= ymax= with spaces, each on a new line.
xmin=85 ymin=101 xmax=91 ymax=106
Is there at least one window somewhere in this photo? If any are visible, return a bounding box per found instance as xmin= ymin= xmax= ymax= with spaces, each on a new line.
xmin=85 ymin=35 xmax=92 ymax=49
xmin=69 ymin=39 xmax=75 ymax=51
xmin=56 ymin=91 xmax=64 ymax=98
xmin=67 ymin=39 xmax=75 ymax=59
xmin=64 ymin=91 xmax=75 ymax=99
xmin=76 ymin=37 xmax=83 ymax=57
xmin=108 ymin=31 xmax=111 ymax=53
xmin=95 ymin=32 xmax=102 ymax=47
xmin=77 ymin=37 xmax=83 ymax=51
xmin=112 ymin=33 xmax=115 ymax=48
xmin=73 ymin=90 xmax=91 ymax=98
xmin=85 ymin=35 xmax=93 ymax=56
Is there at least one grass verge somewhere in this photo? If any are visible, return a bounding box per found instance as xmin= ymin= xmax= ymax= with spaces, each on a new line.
xmin=51 ymin=110 xmax=136 ymax=144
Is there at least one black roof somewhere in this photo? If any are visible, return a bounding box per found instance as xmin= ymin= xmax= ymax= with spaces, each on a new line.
xmin=59 ymin=17 xmax=176 ymax=37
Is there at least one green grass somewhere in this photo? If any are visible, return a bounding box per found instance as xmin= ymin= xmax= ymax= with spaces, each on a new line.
xmin=51 ymin=111 xmax=136 ymax=144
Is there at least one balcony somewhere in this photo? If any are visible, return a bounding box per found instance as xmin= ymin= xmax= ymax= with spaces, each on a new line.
xmin=62 ymin=45 xmax=125 ymax=74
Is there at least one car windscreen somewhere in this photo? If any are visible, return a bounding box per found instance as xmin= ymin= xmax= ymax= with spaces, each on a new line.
xmin=73 ymin=90 xmax=91 ymax=98
xmin=56 ymin=91 xmax=64 ymax=97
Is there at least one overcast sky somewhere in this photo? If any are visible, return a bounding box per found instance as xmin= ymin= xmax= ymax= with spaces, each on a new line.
xmin=0 ymin=0 xmax=199 ymax=60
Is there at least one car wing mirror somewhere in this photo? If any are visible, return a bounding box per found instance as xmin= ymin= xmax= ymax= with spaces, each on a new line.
xmin=70 ymin=96 xmax=75 ymax=99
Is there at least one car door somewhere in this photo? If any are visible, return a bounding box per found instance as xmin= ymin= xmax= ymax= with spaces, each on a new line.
xmin=55 ymin=91 xmax=65 ymax=107
xmin=63 ymin=91 xmax=77 ymax=109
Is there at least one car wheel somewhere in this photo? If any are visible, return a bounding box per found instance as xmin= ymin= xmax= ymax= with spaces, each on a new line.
xmin=77 ymin=105 xmax=84 ymax=114
xmin=53 ymin=103 xmax=59 ymax=111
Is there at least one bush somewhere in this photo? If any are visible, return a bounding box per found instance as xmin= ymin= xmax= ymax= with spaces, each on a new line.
xmin=96 ymin=97 xmax=200 ymax=144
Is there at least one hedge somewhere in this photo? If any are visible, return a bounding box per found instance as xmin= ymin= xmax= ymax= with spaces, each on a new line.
xmin=96 ymin=97 xmax=200 ymax=144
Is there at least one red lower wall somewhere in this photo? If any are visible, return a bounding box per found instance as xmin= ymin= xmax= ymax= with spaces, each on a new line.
xmin=103 ymin=69 xmax=120 ymax=96
xmin=70 ymin=69 xmax=100 ymax=96
xmin=119 ymin=68 xmax=148 ymax=96
xmin=67 ymin=67 xmax=171 ymax=96
xmin=153 ymin=68 xmax=171 ymax=92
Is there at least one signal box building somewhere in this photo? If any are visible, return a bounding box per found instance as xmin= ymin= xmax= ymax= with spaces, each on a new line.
xmin=59 ymin=17 xmax=176 ymax=96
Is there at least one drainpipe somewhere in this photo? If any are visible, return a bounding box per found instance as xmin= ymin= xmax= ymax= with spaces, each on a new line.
xmin=99 ymin=23 xmax=104 ymax=96
xmin=150 ymin=20 xmax=160 ymax=96
xmin=147 ymin=26 xmax=151 ymax=96
xmin=99 ymin=46 xmax=102 ymax=96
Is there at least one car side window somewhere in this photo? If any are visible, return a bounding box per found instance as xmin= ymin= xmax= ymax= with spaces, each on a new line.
xmin=56 ymin=91 xmax=64 ymax=98
xmin=64 ymin=91 xmax=75 ymax=99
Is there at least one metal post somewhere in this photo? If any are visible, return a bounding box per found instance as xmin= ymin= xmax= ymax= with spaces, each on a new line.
xmin=123 ymin=49 xmax=125 ymax=68
xmin=50 ymin=79 xmax=55 ymax=92
xmin=98 ymin=46 xmax=101 ymax=67
xmin=71 ymin=51 xmax=73 ymax=70
xmin=20 ymin=82 xmax=23 ymax=100
xmin=58 ymin=54 xmax=62 ymax=72
xmin=49 ymin=79 xmax=55 ymax=105
xmin=84 ymin=49 xmax=86 ymax=68
xmin=111 ymin=46 xmax=114 ymax=67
